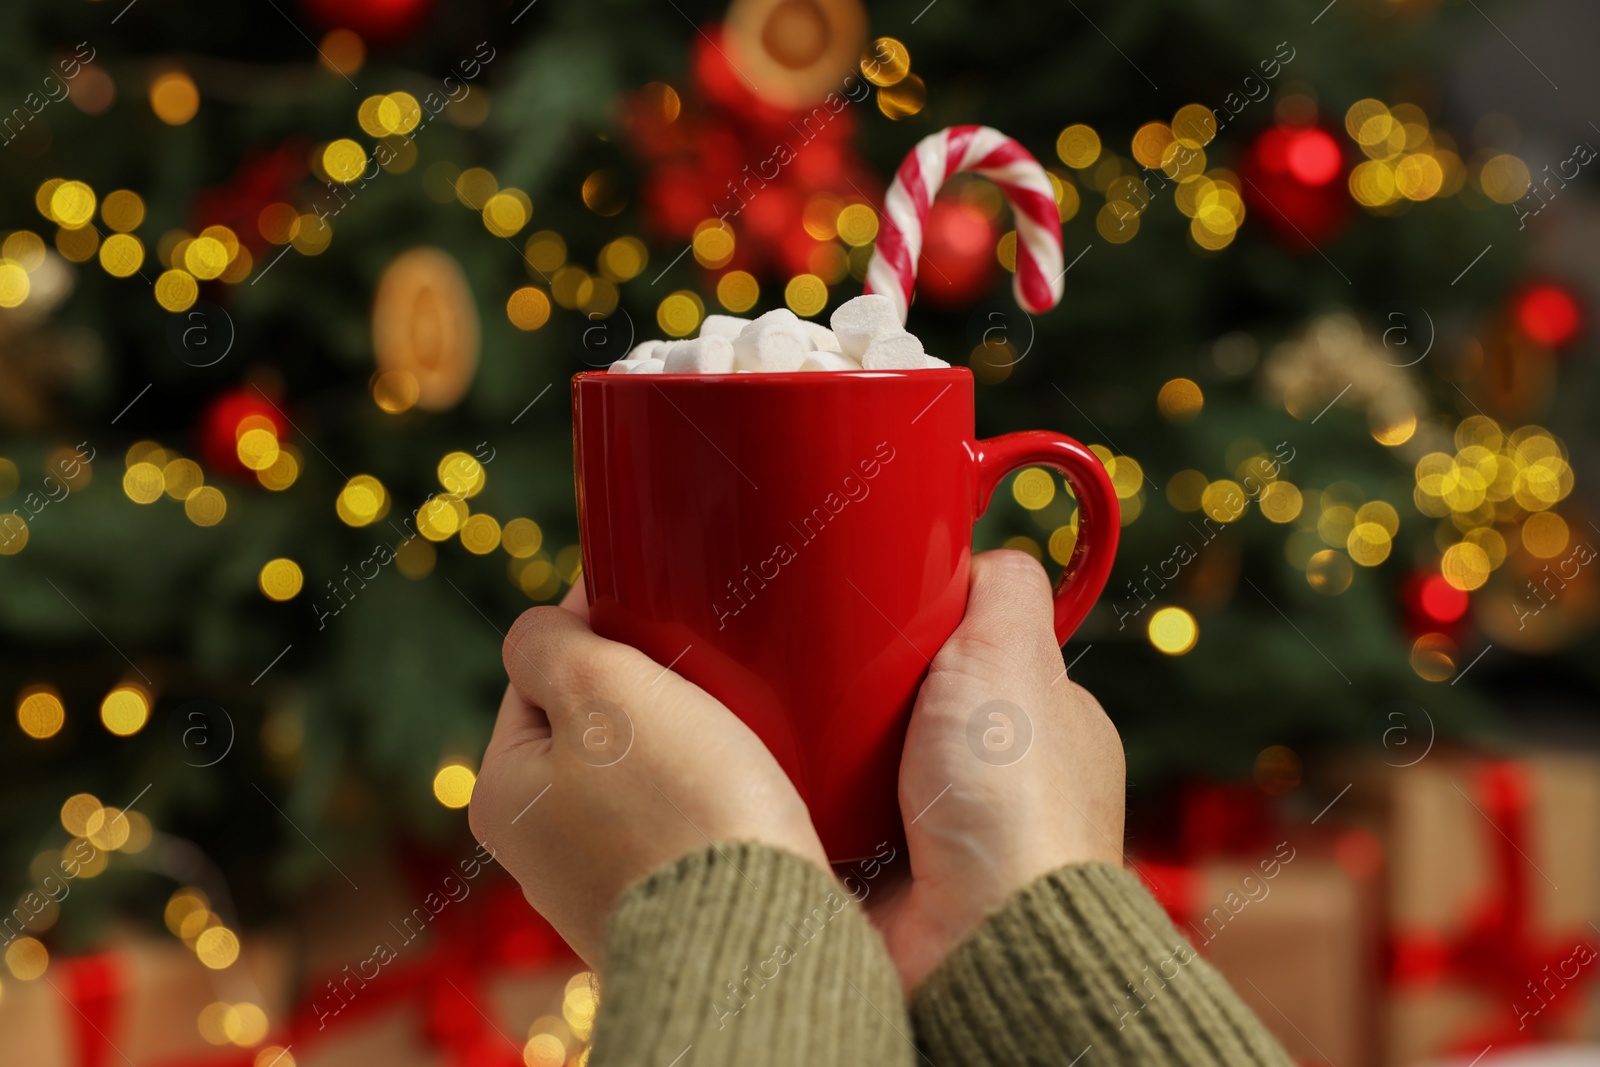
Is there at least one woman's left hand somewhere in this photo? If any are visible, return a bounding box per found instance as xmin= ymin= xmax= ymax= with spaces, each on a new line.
xmin=470 ymin=582 xmax=831 ymax=967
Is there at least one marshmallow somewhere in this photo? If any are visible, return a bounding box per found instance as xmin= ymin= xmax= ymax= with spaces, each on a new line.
xmin=802 ymin=321 xmax=841 ymax=352
xmin=663 ymin=335 xmax=736 ymax=374
xmin=860 ymin=331 xmax=927 ymax=370
xmin=830 ymin=294 xmax=901 ymax=359
xmin=739 ymin=308 xmax=810 ymax=347
xmin=922 ymin=355 xmax=951 ymax=368
xmin=609 ymin=357 xmax=664 ymax=374
xmin=699 ymin=314 xmax=750 ymax=340
xmin=800 ymin=351 xmax=862 ymax=372
xmin=733 ymin=325 xmax=806 ymax=373
xmin=625 ymin=340 xmax=666 ymax=360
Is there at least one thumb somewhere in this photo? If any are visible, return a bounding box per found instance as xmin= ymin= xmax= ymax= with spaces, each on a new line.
xmin=936 ymin=550 xmax=1059 ymax=681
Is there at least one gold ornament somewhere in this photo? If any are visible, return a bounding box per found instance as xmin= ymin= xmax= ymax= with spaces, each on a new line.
xmin=372 ymin=247 xmax=480 ymax=412
xmin=723 ymin=0 xmax=867 ymax=110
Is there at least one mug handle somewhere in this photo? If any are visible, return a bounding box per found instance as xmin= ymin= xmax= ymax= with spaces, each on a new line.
xmin=972 ymin=431 xmax=1121 ymax=645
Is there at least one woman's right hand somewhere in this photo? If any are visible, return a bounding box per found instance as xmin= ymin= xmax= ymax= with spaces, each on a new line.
xmin=864 ymin=550 xmax=1128 ymax=991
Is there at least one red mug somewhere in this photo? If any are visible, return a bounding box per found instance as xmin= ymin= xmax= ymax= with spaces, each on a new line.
xmin=572 ymin=367 xmax=1119 ymax=860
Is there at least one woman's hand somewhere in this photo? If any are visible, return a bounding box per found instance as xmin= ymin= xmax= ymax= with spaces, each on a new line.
xmin=865 ymin=550 xmax=1127 ymax=991
xmin=469 ymin=583 xmax=830 ymax=967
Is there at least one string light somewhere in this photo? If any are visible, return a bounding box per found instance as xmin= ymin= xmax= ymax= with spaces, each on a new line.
xmin=1147 ymin=607 xmax=1198 ymax=655
xmin=149 ymin=71 xmax=199 ymax=124
xmin=432 ymin=763 xmax=476 ymax=808
xmin=16 ymin=685 xmax=65 ymax=740
xmin=195 ymin=926 xmax=240 ymax=969
xmin=100 ymin=685 xmax=150 ymax=737
xmin=258 ymin=559 xmax=304 ymax=601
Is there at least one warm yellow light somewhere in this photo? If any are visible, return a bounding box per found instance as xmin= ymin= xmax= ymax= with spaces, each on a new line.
xmin=255 ymin=1046 xmax=296 ymax=1067
xmin=4 ymin=937 xmax=48 ymax=981
xmin=1371 ymin=408 xmax=1417 ymax=446
xmin=1157 ymin=378 xmax=1203 ymax=422
xmin=1479 ymin=154 xmax=1531 ymax=203
xmin=460 ymin=514 xmax=502 ymax=555
xmin=50 ymin=181 xmax=97 ymax=229
xmin=123 ymin=462 xmax=165 ymax=504
xmin=150 ymin=71 xmax=200 ymax=124
xmin=1441 ymin=542 xmax=1490 ymax=591
xmin=1306 ymin=549 xmax=1354 ymax=595
xmin=656 ymin=291 xmax=702 ymax=337
xmin=483 ymin=190 xmax=532 ymax=237
xmin=61 ymin=793 xmax=103 ymax=837
xmin=195 ymin=927 xmax=240 ymax=969
xmin=502 ymin=518 xmax=544 ymax=559
xmin=507 ymin=287 xmax=551 ymax=331
xmin=185 ymin=485 xmax=227 ymax=526
xmin=3 ymin=230 xmax=45 ymax=270
xmin=417 ymin=497 xmax=463 ymax=541
xmin=1147 ymin=607 xmax=1198 ymax=655
xmin=165 ymin=889 xmax=209 ymax=936
xmin=717 ymin=270 xmax=759 ymax=313
xmin=236 ymin=429 xmax=280 ymax=472
xmin=336 ymin=475 xmax=388 ymax=527
xmin=438 ymin=452 xmax=486 ymax=497
xmin=784 ymin=274 xmax=827 ymax=317
xmin=433 ymin=763 xmax=476 ymax=808
xmin=258 ymin=559 xmax=304 ymax=601
xmin=1131 ymin=122 xmax=1175 ymax=169
xmin=692 ymin=219 xmax=735 ymax=269
xmin=1057 ymin=124 xmax=1101 ymax=169
xmin=155 ymin=269 xmax=199 ymax=312
xmin=17 ymin=686 xmax=65 ymax=740
xmin=1521 ymin=511 xmax=1569 ymax=559
xmin=862 ymin=37 xmax=910 ymax=86
xmin=378 ymin=91 xmax=421 ymax=135
xmin=1258 ymin=482 xmax=1303 ymax=524
xmin=99 ymin=233 xmax=145 ymax=278
xmin=1011 ymin=468 xmax=1056 ymax=510
xmin=101 ymin=686 xmax=150 ymax=737
xmin=223 ymin=1002 xmax=268 ymax=1046
xmin=597 ymin=236 xmax=647 ymax=282
xmin=1346 ymin=522 xmax=1392 ymax=567
xmin=1201 ymin=479 xmax=1246 ymax=522
xmin=836 ymin=204 xmax=879 ymax=247
xmin=87 ymin=807 xmax=130 ymax=851
xmin=323 ymin=139 xmax=369 ymax=184
xmin=102 ymin=190 xmax=146 ymax=232
xmin=1165 ymin=470 xmax=1207 ymax=512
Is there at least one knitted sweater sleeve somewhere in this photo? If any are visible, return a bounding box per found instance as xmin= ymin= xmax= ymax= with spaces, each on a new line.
xmin=909 ymin=862 xmax=1295 ymax=1066
xmin=587 ymin=841 xmax=916 ymax=1067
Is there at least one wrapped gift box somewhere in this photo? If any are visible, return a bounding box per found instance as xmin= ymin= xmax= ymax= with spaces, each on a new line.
xmin=1336 ymin=750 xmax=1600 ymax=1065
xmin=1135 ymin=826 xmax=1384 ymax=1067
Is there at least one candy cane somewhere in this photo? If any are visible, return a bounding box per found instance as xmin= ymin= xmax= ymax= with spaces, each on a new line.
xmin=864 ymin=125 xmax=1064 ymax=324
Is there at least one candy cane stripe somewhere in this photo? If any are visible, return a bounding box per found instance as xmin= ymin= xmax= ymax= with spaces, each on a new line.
xmin=864 ymin=125 xmax=1065 ymax=322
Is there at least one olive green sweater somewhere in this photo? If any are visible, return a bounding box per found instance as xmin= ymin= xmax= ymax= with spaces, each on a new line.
xmin=588 ymin=842 xmax=1293 ymax=1066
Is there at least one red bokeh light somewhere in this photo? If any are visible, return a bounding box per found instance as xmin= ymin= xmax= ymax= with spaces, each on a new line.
xmin=1513 ymin=282 xmax=1582 ymax=347
xmin=1285 ymin=129 xmax=1342 ymax=186
xmin=1419 ymin=574 xmax=1470 ymax=624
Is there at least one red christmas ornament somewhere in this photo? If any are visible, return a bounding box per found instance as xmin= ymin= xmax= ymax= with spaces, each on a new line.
xmin=1512 ymin=281 xmax=1582 ymax=348
xmin=916 ymin=197 xmax=998 ymax=310
xmin=1417 ymin=574 xmax=1470 ymax=625
xmin=626 ymin=25 xmax=880 ymax=280
xmin=299 ymin=0 xmax=433 ymax=45
xmin=1240 ymin=122 xmax=1351 ymax=252
xmin=199 ymin=389 xmax=290 ymax=480
xmin=192 ymin=142 xmax=309 ymax=256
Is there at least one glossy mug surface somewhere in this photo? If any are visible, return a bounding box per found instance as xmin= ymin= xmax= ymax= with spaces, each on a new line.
xmin=572 ymin=368 xmax=1118 ymax=860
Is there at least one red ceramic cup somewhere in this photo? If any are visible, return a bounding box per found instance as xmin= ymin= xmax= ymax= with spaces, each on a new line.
xmin=572 ymin=368 xmax=1118 ymax=860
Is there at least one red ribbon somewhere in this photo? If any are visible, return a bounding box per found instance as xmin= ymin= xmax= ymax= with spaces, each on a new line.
xmin=60 ymin=954 xmax=123 ymax=1067
xmin=281 ymin=871 xmax=574 ymax=1066
xmin=1388 ymin=760 xmax=1600 ymax=1048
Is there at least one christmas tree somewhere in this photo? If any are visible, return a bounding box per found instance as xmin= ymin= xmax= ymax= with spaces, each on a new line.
xmin=1 ymin=0 xmax=1590 ymax=960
